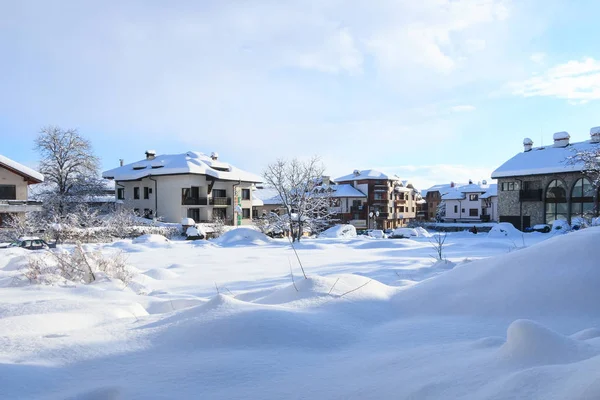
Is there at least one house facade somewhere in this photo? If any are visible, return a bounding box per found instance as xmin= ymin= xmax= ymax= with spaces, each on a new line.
xmin=102 ymin=151 xmax=262 ymax=225
xmin=442 ymin=182 xmax=498 ymax=222
xmin=422 ymin=183 xmax=465 ymax=221
xmin=335 ymin=170 xmax=421 ymax=230
xmin=491 ymin=129 xmax=600 ymax=230
xmin=0 ymin=155 xmax=44 ymax=226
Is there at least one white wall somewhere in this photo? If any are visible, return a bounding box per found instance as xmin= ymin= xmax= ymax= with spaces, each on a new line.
xmin=116 ymin=176 xmax=255 ymax=224
xmin=0 ymin=167 xmax=29 ymax=200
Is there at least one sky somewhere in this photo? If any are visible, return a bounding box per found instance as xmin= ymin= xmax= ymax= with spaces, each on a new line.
xmin=2 ymin=0 xmax=600 ymax=190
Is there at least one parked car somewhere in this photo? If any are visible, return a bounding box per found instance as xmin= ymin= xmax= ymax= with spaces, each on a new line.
xmin=0 ymin=237 xmax=56 ymax=250
xmin=384 ymin=229 xmax=393 ymax=236
xmin=368 ymin=229 xmax=387 ymax=239
xmin=531 ymin=224 xmax=551 ymax=233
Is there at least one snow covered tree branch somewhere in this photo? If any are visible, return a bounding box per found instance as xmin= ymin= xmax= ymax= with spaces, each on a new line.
xmin=262 ymin=157 xmax=336 ymax=242
xmin=567 ymin=145 xmax=600 ymax=191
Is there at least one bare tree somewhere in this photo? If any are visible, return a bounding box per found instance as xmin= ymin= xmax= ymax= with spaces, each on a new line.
xmin=430 ymin=232 xmax=447 ymax=261
xmin=567 ymin=145 xmax=600 ymax=191
xmin=263 ymin=157 xmax=336 ymax=242
xmin=35 ymin=126 xmax=104 ymax=220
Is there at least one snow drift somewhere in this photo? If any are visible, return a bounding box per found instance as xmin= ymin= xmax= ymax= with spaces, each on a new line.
xmin=394 ymin=227 xmax=600 ymax=317
xmin=213 ymin=228 xmax=272 ymax=246
xmin=319 ymin=224 xmax=357 ymax=239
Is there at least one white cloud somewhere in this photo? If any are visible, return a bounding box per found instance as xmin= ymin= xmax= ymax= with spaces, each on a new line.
xmin=530 ymin=52 xmax=546 ymax=64
xmin=511 ymin=57 xmax=600 ymax=102
xmin=450 ymin=105 xmax=476 ymax=112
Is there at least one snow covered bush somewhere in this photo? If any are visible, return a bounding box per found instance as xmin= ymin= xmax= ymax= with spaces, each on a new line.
xmin=23 ymin=244 xmax=133 ymax=286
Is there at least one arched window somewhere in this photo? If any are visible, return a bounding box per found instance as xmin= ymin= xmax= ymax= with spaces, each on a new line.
xmin=545 ymin=180 xmax=567 ymax=224
xmin=570 ymin=178 xmax=594 ymax=218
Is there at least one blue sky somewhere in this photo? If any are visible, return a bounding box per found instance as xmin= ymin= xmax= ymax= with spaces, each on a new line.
xmin=2 ymin=0 xmax=600 ymax=189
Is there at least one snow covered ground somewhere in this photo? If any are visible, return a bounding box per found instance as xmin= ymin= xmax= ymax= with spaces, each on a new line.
xmin=1 ymin=227 xmax=599 ymax=399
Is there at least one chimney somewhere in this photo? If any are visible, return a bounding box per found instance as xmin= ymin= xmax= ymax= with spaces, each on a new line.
xmin=322 ymin=175 xmax=330 ymax=186
xmin=211 ymin=152 xmax=219 ymax=160
xmin=145 ymin=150 xmax=156 ymax=160
xmin=523 ymin=137 xmax=533 ymax=152
xmin=119 ymin=159 xmax=124 ymax=167
xmin=591 ymin=127 xmax=600 ymax=143
xmin=353 ymin=169 xmax=361 ymax=176
xmin=450 ymin=181 xmax=455 ymax=188
xmin=552 ymin=132 xmax=570 ymax=148
xmin=468 ymin=179 xmax=473 ymax=185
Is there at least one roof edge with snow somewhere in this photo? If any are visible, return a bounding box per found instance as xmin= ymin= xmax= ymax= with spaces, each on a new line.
xmin=0 ymin=155 xmax=44 ymax=183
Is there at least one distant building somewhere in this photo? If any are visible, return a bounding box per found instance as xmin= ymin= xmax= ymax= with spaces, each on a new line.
xmin=335 ymin=170 xmax=421 ymax=230
xmin=441 ymin=182 xmax=498 ymax=222
xmin=422 ymin=182 xmax=465 ymax=221
xmin=103 ymin=150 xmax=262 ymax=224
xmin=0 ymin=155 xmax=44 ymax=226
xmin=491 ymin=129 xmax=600 ymax=230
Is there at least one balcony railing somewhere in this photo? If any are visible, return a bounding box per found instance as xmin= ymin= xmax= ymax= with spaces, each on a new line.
xmin=182 ymin=197 xmax=208 ymax=206
xmin=519 ymin=189 xmax=542 ymax=202
xmin=0 ymin=200 xmax=43 ymax=212
xmin=210 ymin=197 xmax=232 ymax=206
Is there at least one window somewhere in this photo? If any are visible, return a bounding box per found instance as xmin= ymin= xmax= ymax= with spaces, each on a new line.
xmin=213 ymin=208 xmax=226 ymax=219
xmin=389 ymin=207 xmax=393 ymax=213
xmin=187 ymin=208 xmax=200 ymax=222
xmin=144 ymin=187 xmax=150 ymax=199
xmin=242 ymin=189 xmax=251 ymax=200
xmin=469 ymin=209 xmax=478 ymax=217
xmin=191 ymin=186 xmax=200 ymax=199
xmin=454 ymin=205 xmax=458 ymax=213
xmin=117 ymin=188 xmax=125 ymax=200
xmin=469 ymin=194 xmax=479 ymax=201
xmin=501 ymin=182 xmax=518 ymax=191
xmin=143 ymin=208 xmax=153 ymax=219
xmin=570 ymin=178 xmax=594 ymax=217
xmin=213 ymin=189 xmax=226 ymax=198
xmin=134 ymin=187 xmax=140 ymax=199
xmin=134 ymin=208 xmax=140 ymax=215
xmin=545 ymin=180 xmax=567 ymax=224
xmin=0 ymin=185 xmax=16 ymax=200
xmin=242 ymin=208 xmax=251 ymax=218
xmin=374 ymin=193 xmax=384 ymax=200
xmin=462 ymin=208 xmax=465 ymax=213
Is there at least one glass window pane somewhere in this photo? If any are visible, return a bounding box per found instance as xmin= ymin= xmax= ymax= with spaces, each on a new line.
xmin=572 ymin=179 xmax=583 ymax=198
xmin=571 ymin=202 xmax=582 ymax=215
xmin=583 ymin=203 xmax=595 ymax=214
xmin=582 ymin=179 xmax=593 ymax=196
xmin=557 ymin=203 xmax=568 ymax=214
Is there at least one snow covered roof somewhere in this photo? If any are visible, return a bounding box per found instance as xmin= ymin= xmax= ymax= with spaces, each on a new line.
xmin=441 ymin=183 xmax=492 ymax=201
xmin=491 ymin=140 xmax=600 ymax=179
xmin=423 ymin=183 xmax=467 ymax=197
xmin=253 ymin=187 xmax=283 ymax=206
xmin=480 ymin=184 xmax=498 ymax=199
xmin=102 ymin=151 xmax=262 ymax=183
xmin=336 ymin=169 xmax=397 ymax=182
xmin=0 ymin=155 xmax=44 ymax=183
xmin=313 ymin=184 xmax=366 ymax=198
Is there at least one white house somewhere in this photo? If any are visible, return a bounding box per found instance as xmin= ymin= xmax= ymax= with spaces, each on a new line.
xmin=0 ymin=155 xmax=44 ymax=226
xmin=442 ymin=182 xmax=498 ymax=222
xmin=102 ymin=150 xmax=262 ymax=225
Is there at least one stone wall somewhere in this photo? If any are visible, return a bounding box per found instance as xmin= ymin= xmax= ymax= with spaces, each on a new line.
xmin=497 ymin=172 xmax=599 ymax=226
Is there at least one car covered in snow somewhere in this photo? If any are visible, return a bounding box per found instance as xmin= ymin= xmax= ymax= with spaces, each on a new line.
xmin=0 ymin=237 xmax=56 ymax=250
xmin=531 ymin=224 xmax=551 ymax=233
xmin=368 ymin=229 xmax=387 ymax=239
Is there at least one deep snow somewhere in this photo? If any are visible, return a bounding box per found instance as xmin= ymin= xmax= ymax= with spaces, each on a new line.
xmin=1 ymin=227 xmax=599 ymax=399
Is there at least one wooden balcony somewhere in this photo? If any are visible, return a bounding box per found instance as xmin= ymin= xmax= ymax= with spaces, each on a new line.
xmin=210 ymin=197 xmax=232 ymax=206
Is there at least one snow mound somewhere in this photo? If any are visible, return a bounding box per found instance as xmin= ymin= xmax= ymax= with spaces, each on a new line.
xmin=571 ymin=328 xmax=600 ymax=341
xmin=393 ymin=227 xmax=600 ymax=317
xmin=185 ymin=226 xmax=205 ymax=238
xmin=132 ymin=234 xmax=170 ymax=244
xmin=487 ymin=222 xmax=522 ymax=238
xmin=143 ymin=268 xmax=179 ymax=280
xmin=552 ymin=219 xmax=570 ymax=232
xmin=255 ymin=274 xmax=394 ymax=305
xmin=213 ymin=228 xmax=271 ymax=246
xmin=319 ymin=224 xmax=357 ymax=239
xmin=414 ymin=227 xmax=433 ymax=237
xmin=392 ymin=227 xmax=417 ymax=238
xmin=498 ymin=319 xmax=597 ymax=366
xmin=1 ymin=250 xmax=30 ymax=271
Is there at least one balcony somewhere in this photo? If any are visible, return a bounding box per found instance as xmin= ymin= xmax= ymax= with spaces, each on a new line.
xmin=0 ymin=200 xmax=43 ymax=213
xmin=210 ymin=197 xmax=232 ymax=206
xmin=394 ymin=199 xmax=406 ymax=205
xmin=182 ymin=197 xmax=208 ymax=206
xmin=519 ymin=189 xmax=542 ymax=202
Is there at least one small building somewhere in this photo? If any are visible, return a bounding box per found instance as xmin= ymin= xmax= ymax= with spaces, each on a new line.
xmin=491 ymin=129 xmax=600 ymax=230
xmin=422 ymin=182 xmax=466 ymax=221
xmin=0 ymin=155 xmax=44 ymax=226
xmin=442 ymin=182 xmax=497 ymax=222
xmin=102 ymin=150 xmax=262 ymax=225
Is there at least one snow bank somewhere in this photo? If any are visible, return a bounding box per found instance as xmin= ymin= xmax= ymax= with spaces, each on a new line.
xmin=132 ymin=234 xmax=170 ymax=245
xmin=487 ymin=222 xmax=522 ymax=238
xmin=498 ymin=319 xmax=597 ymax=366
xmin=552 ymin=219 xmax=570 ymax=232
xmin=319 ymin=224 xmax=357 ymax=239
xmin=392 ymin=227 xmax=433 ymax=238
xmin=213 ymin=228 xmax=272 ymax=247
xmin=394 ymin=227 xmax=600 ymax=317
